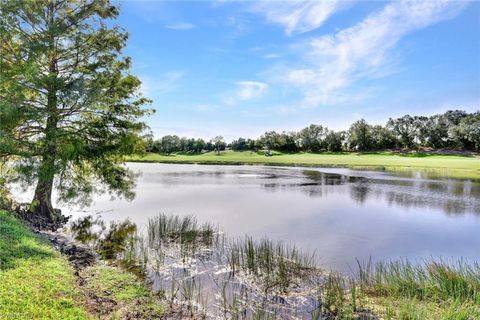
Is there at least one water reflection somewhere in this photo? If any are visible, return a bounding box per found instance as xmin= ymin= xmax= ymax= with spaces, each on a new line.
xmin=62 ymin=163 xmax=480 ymax=273
xmin=257 ymin=169 xmax=480 ymax=215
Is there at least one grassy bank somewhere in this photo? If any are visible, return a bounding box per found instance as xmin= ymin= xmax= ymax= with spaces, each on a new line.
xmin=0 ymin=210 xmax=163 ymax=320
xmin=0 ymin=210 xmax=88 ymax=319
xmin=3 ymin=209 xmax=479 ymax=319
xmin=128 ymin=151 xmax=480 ymax=180
xmin=342 ymin=260 xmax=480 ymax=319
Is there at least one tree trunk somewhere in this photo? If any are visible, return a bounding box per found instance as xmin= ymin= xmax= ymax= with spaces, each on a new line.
xmin=32 ymin=5 xmax=59 ymax=222
xmin=32 ymin=156 xmax=55 ymax=221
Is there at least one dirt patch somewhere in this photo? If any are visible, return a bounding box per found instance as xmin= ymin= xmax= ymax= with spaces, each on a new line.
xmin=11 ymin=202 xmax=70 ymax=231
xmin=40 ymin=227 xmax=172 ymax=319
xmin=42 ymin=230 xmax=98 ymax=271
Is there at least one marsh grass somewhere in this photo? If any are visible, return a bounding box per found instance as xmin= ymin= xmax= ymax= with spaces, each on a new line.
xmin=147 ymin=213 xmax=217 ymax=251
xmin=314 ymin=259 xmax=480 ymax=319
xmin=227 ymin=237 xmax=316 ymax=293
xmin=356 ymin=259 xmax=480 ymax=303
xmin=70 ymin=214 xmax=480 ymax=319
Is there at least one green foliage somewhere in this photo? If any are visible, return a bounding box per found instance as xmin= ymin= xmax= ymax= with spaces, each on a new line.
xmin=348 ymin=119 xmax=373 ymax=151
xmin=387 ymin=115 xmax=421 ymax=148
xmin=147 ymin=213 xmax=216 ymax=247
xmin=0 ymin=0 xmax=152 ymax=215
xmin=324 ymin=130 xmax=345 ymax=152
xmin=231 ymin=137 xmax=257 ymax=151
xmin=148 ymin=110 xmax=479 ymax=154
xmin=297 ymin=124 xmax=327 ymax=152
xmin=258 ymin=130 xmax=298 ymax=152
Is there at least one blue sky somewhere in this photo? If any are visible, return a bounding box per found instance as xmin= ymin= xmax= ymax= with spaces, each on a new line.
xmin=117 ymin=0 xmax=480 ymax=141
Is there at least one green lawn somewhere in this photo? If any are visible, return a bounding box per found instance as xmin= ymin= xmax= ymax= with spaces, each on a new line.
xmin=0 ymin=210 xmax=164 ymax=320
xmin=0 ymin=210 xmax=89 ymax=319
xmin=128 ymin=151 xmax=480 ymax=180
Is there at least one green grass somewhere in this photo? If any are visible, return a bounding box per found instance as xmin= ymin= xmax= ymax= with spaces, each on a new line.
xmin=0 ymin=210 xmax=89 ymax=319
xmin=357 ymin=259 xmax=480 ymax=304
xmin=0 ymin=210 xmax=164 ymax=320
xmin=128 ymin=151 xmax=480 ymax=180
xmin=322 ymin=259 xmax=480 ymax=320
xmin=79 ymin=264 xmax=164 ymax=319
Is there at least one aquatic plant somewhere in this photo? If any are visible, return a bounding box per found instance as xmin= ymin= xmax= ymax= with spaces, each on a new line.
xmin=227 ymin=237 xmax=316 ymax=293
xmin=148 ymin=213 xmax=216 ymax=245
xmin=356 ymin=258 xmax=480 ymax=303
xmin=70 ymin=214 xmax=480 ymax=319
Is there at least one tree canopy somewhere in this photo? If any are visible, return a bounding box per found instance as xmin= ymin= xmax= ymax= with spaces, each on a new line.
xmin=0 ymin=0 xmax=152 ymax=220
xmin=146 ymin=110 xmax=480 ymax=155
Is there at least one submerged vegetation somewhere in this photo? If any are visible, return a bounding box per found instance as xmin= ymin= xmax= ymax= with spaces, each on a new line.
xmin=70 ymin=213 xmax=480 ymax=319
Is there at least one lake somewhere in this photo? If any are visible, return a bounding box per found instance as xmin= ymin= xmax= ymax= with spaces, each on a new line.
xmin=67 ymin=162 xmax=480 ymax=273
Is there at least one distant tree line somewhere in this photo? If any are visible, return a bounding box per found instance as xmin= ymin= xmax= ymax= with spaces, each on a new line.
xmin=145 ymin=110 xmax=480 ymax=154
xmin=146 ymin=135 xmax=227 ymax=154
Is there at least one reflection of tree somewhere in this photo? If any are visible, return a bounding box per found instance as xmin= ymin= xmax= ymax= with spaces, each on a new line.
xmin=384 ymin=191 xmax=474 ymax=216
xmin=349 ymin=182 xmax=370 ymax=204
xmin=260 ymin=170 xmax=480 ymax=216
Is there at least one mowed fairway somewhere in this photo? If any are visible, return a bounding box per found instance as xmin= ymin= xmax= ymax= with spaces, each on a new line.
xmin=128 ymin=151 xmax=480 ymax=180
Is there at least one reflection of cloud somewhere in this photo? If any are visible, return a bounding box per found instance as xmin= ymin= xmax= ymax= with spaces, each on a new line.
xmin=165 ymin=22 xmax=196 ymax=30
xmin=140 ymin=71 xmax=184 ymax=96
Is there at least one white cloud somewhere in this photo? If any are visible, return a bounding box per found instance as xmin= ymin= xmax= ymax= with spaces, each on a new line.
xmin=192 ymin=104 xmax=216 ymax=112
xmin=223 ymin=81 xmax=269 ymax=106
xmin=250 ymin=0 xmax=350 ymax=35
xmin=140 ymin=71 xmax=184 ymax=96
xmin=279 ymin=0 xmax=467 ymax=108
xmin=235 ymin=81 xmax=268 ymax=100
xmin=165 ymin=22 xmax=195 ymax=30
xmin=264 ymin=53 xmax=281 ymax=59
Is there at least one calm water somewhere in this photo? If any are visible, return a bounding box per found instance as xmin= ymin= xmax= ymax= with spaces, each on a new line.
xmin=68 ymin=163 xmax=480 ymax=272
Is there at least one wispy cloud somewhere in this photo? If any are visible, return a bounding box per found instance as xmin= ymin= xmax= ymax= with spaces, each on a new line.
xmin=140 ymin=71 xmax=184 ymax=96
xmin=235 ymin=81 xmax=268 ymax=100
xmin=264 ymin=53 xmax=281 ymax=59
xmin=192 ymin=104 xmax=217 ymax=112
xmin=165 ymin=22 xmax=195 ymax=30
xmin=277 ymin=0 xmax=467 ymax=108
xmin=224 ymin=81 xmax=269 ymax=105
xmin=250 ymin=0 xmax=350 ymax=35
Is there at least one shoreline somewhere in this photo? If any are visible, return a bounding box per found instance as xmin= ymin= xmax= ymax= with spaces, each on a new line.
xmin=2 ymin=208 xmax=479 ymax=319
xmin=126 ymin=151 xmax=480 ymax=180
